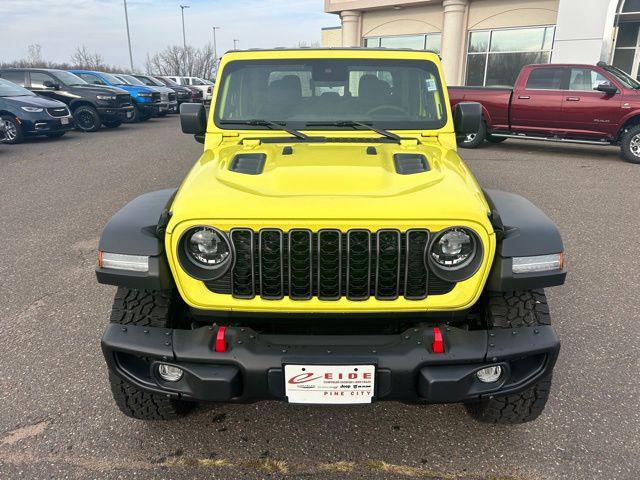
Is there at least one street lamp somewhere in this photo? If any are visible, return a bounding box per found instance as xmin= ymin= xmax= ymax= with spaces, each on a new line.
xmin=180 ymin=5 xmax=190 ymax=50
xmin=122 ymin=0 xmax=134 ymax=71
xmin=212 ymin=26 xmax=220 ymax=63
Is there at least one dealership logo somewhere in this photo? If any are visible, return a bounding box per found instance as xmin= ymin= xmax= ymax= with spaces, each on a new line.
xmin=288 ymin=372 xmax=321 ymax=384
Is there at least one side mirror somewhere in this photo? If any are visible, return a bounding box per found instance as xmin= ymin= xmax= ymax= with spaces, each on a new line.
xmin=595 ymin=82 xmax=617 ymax=95
xmin=43 ymin=80 xmax=59 ymax=90
xmin=454 ymin=102 xmax=482 ymax=135
xmin=180 ymin=102 xmax=207 ymax=143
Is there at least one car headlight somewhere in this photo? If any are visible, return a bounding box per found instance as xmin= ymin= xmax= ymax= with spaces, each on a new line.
xmin=21 ymin=106 xmax=44 ymax=113
xmin=96 ymin=95 xmax=116 ymax=101
xmin=178 ymin=226 xmax=234 ymax=280
xmin=427 ymin=227 xmax=483 ymax=282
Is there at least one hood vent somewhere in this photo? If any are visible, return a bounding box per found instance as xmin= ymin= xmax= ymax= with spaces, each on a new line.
xmin=393 ymin=154 xmax=429 ymax=175
xmin=230 ymin=153 xmax=266 ymax=175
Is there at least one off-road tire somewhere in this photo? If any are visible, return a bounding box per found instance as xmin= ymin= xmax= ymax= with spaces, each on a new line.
xmin=103 ymin=119 xmax=122 ymax=128
xmin=458 ymin=120 xmax=486 ymax=148
xmin=1 ymin=115 xmax=24 ymax=144
xmin=464 ymin=290 xmax=553 ymax=424
xmin=73 ymin=105 xmax=101 ymax=132
xmin=620 ymin=124 xmax=640 ymax=164
xmin=107 ymin=287 xmax=196 ymax=420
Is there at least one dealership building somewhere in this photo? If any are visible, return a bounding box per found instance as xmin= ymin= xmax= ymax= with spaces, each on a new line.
xmin=321 ymin=0 xmax=640 ymax=86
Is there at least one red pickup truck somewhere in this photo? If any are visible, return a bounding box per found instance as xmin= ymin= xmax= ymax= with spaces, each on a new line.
xmin=449 ymin=62 xmax=640 ymax=164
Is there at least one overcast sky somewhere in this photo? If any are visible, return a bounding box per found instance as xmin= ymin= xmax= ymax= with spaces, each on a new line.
xmin=0 ymin=0 xmax=338 ymax=69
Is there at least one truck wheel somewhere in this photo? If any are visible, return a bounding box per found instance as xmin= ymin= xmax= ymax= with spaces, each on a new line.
xmin=458 ymin=120 xmax=486 ymax=148
xmin=464 ymin=290 xmax=553 ymax=424
xmin=1 ymin=115 xmax=24 ymax=144
xmin=107 ymin=287 xmax=196 ymax=421
xmin=620 ymin=124 xmax=640 ymax=164
xmin=73 ymin=105 xmax=101 ymax=132
xmin=103 ymin=119 xmax=122 ymax=128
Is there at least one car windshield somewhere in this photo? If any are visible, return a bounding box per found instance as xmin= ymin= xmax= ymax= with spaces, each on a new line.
xmin=215 ymin=58 xmax=447 ymax=130
xmin=117 ymin=74 xmax=146 ymax=86
xmin=51 ymin=70 xmax=88 ymax=86
xmin=603 ymin=65 xmax=640 ymax=89
xmin=101 ymin=72 xmax=127 ymax=86
xmin=140 ymin=76 xmax=165 ymax=87
xmin=0 ymin=78 xmax=35 ymax=97
xmin=158 ymin=77 xmax=178 ymax=86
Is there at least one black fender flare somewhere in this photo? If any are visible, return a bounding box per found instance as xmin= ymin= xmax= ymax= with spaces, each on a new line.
xmin=96 ymin=189 xmax=175 ymax=290
xmin=484 ymin=189 xmax=566 ymax=291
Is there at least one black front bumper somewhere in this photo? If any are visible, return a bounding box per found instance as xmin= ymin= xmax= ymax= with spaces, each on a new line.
xmin=97 ymin=105 xmax=134 ymax=121
xmin=102 ymin=324 xmax=559 ymax=404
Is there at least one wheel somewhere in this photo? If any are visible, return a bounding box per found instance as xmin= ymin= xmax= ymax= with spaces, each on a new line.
xmin=486 ymin=134 xmax=507 ymax=144
xmin=1 ymin=115 xmax=24 ymax=144
xmin=107 ymin=287 xmax=197 ymax=420
xmin=458 ymin=120 xmax=486 ymax=148
xmin=46 ymin=132 xmax=66 ymax=139
xmin=620 ymin=124 xmax=640 ymax=164
xmin=464 ymin=290 xmax=553 ymax=424
xmin=73 ymin=105 xmax=101 ymax=132
xmin=103 ymin=119 xmax=122 ymax=128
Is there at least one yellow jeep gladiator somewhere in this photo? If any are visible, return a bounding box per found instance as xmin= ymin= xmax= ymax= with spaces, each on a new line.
xmin=97 ymin=49 xmax=566 ymax=424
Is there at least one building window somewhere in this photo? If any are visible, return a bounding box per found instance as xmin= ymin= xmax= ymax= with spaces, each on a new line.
xmin=364 ymin=34 xmax=441 ymax=54
xmin=465 ymin=26 xmax=555 ymax=87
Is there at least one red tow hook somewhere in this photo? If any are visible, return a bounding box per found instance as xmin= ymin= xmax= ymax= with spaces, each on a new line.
xmin=432 ymin=327 xmax=444 ymax=354
xmin=214 ymin=326 xmax=228 ymax=352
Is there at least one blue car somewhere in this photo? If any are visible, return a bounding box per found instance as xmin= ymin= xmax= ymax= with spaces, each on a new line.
xmin=69 ymin=70 xmax=162 ymax=123
xmin=0 ymin=77 xmax=74 ymax=144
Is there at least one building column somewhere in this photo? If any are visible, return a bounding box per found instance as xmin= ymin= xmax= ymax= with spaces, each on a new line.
xmin=441 ymin=0 xmax=468 ymax=85
xmin=341 ymin=10 xmax=362 ymax=47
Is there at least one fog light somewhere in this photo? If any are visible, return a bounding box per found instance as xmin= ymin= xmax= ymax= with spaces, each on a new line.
xmin=158 ymin=364 xmax=183 ymax=382
xmin=476 ymin=365 xmax=502 ymax=383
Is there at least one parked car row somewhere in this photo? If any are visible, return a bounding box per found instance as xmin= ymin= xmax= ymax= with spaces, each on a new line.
xmin=0 ymin=68 xmax=208 ymax=144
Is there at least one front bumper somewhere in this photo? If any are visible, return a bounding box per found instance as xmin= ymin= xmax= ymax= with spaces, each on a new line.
xmin=20 ymin=115 xmax=75 ymax=135
xmin=102 ymin=323 xmax=559 ymax=404
xmin=97 ymin=105 xmax=134 ymax=121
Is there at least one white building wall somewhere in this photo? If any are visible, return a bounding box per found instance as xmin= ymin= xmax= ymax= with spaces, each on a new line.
xmin=553 ymin=0 xmax=618 ymax=64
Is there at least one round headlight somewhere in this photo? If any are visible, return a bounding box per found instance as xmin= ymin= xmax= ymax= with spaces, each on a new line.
xmin=431 ymin=228 xmax=476 ymax=269
xmin=187 ymin=227 xmax=230 ymax=267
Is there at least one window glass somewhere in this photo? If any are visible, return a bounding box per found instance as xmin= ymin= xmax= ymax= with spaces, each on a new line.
xmin=468 ymin=31 xmax=490 ymax=53
xmin=612 ymin=48 xmax=635 ymax=74
xmin=568 ymin=69 xmax=610 ymax=91
xmin=380 ymin=35 xmax=425 ymax=50
xmin=30 ymin=72 xmax=55 ymax=88
xmin=489 ymin=27 xmax=546 ymax=52
xmin=191 ymin=78 xmax=205 ymax=85
xmin=526 ymin=68 xmax=565 ymax=89
xmin=616 ymin=22 xmax=639 ymax=47
xmin=486 ymin=52 xmax=548 ymax=87
xmin=0 ymin=77 xmax=34 ymax=96
xmin=76 ymin=73 xmax=104 ymax=85
xmin=0 ymin=70 xmax=26 ymax=86
xmin=425 ymin=34 xmax=441 ymax=54
xmin=364 ymin=37 xmax=380 ymax=48
xmin=465 ymin=54 xmax=486 ymax=86
xmin=542 ymin=27 xmax=556 ymax=50
xmin=622 ymin=0 xmax=640 ymax=13
xmin=49 ymin=70 xmax=87 ymax=85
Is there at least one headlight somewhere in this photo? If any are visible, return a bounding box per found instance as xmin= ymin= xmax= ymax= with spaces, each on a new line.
xmin=427 ymin=227 xmax=483 ymax=283
xmin=178 ymin=226 xmax=234 ymax=280
xmin=96 ymin=95 xmax=116 ymax=101
xmin=21 ymin=106 xmax=44 ymax=112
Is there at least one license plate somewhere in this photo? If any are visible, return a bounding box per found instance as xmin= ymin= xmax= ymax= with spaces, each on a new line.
xmin=126 ymin=111 xmax=133 ymax=119
xmin=284 ymin=364 xmax=375 ymax=404
xmin=61 ymin=117 xmax=70 ymax=125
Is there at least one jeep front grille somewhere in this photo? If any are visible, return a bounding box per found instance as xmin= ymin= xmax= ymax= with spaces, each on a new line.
xmin=205 ymin=229 xmax=455 ymax=301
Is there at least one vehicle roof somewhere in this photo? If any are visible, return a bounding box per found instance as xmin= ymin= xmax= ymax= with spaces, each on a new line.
xmin=522 ymin=63 xmax=604 ymax=69
xmin=221 ymin=47 xmax=441 ymax=61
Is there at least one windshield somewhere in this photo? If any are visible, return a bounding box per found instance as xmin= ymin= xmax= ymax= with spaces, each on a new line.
xmin=215 ymin=59 xmax=446 ymax=130
xmin=603 ymin=65 xmax=640 ymax=89
xmin=101 ymin=72 xmax=127 ymax=85
xmin=51 ymin=70 xmax=87 ymax=86
xmin=0 ymin=78 xmax=35 ymax=97
xmin=117 ymin=74 xmax=145 ymax=86
xmin=136 ymin=75 xmax=164 ymax=87
xmin=157 ymin=76 xmax=178 ymax=86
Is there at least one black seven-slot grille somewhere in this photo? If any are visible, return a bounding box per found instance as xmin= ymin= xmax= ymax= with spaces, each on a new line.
xmin=205 ymin=229 xmax=456 ymax=301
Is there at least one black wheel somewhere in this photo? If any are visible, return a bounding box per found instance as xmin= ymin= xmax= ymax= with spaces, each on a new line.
xmin=107 ymin=287 xmax=197 ymax=421
xmin=620 ymin=124 xmax=640 ymax=164
xmin=486 ymin=134 xmax=507 ymax=144
xmin=73 ymin=105 xmax=101 ymax=132
xmin=46 ymin=132 xmax=66 ymax=139
xmin=464 ymin=290 xmax=553 ymax=424
xmin=1 ymin=115 xmax=24 ymax=144
xmin=458 ymin=120 xmax=486 ymax=148
xmin=103 ymin=119 xmax=122 ymax=128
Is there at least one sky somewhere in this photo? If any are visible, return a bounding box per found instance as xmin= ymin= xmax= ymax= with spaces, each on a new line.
xmin=0 ymin=0 xmax=339 ymax=69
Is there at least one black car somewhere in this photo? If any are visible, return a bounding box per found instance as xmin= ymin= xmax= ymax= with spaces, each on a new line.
xmin=0 ymin=77 xmax=74 ymax=144
xmin=152 ymin=76 xmax=193 ymax=106
xmin=0 ymin=68 xmax=134 ymax=132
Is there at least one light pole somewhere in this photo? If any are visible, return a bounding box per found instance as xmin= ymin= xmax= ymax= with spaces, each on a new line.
xmin=212 ymin=26 xmax=220 ymax=62
xmin=180 ymin=5 xmax=190 ymax=50
xmin=233 ymin=38 xmax=239 ymax=50
xmin=123 ymin=0 xmax=134 ymax=71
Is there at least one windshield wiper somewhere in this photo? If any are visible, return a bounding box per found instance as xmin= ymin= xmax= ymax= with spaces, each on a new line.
xmin=221 ymin=119 xmax=309 ymax=140
xmin=306 ymin=121 xmax=401 ymax=143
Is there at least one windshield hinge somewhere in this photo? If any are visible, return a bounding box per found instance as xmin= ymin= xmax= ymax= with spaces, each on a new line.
xmin=399 ymin=138 xmax=419 ymax=147
xmin=241 ymin=138 xmax=262 ymax=147
xmin=222 ymin=131 xmax=239 ymax=138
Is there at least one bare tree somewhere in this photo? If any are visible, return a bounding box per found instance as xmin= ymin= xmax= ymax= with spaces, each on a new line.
xmin=26 ymin=44 xmax=46 ymax=67
xmin=145 ymin=44 xmax=216 ymax=79
xmin=70 ymin=45 xmax=105 ymax=70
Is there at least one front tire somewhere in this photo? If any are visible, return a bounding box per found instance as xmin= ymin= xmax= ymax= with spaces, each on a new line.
xmin=1 ymin=115 xmax=24 ymax=144
xmin=457 ymin=120 xmax=486 ymax=148
xmin=620 ymin=124 xmax=640 ymax=164
xmin=107 ymin=287 xmax=196 ymax=421
xmin=73 ymin=105 xmax=101 ymax=132
xmin=464 ymin=290 xmax=553 ymax=424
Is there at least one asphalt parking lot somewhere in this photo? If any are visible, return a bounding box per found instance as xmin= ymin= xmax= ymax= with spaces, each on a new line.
xmin=0 ymin=117 xmax=638 ymax=480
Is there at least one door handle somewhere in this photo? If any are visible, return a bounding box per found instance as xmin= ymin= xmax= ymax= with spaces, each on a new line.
xmin=566 ymin=97 xmax=580 ymax=101
xmin=518 ymin=95 xmax=530 ymax=99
